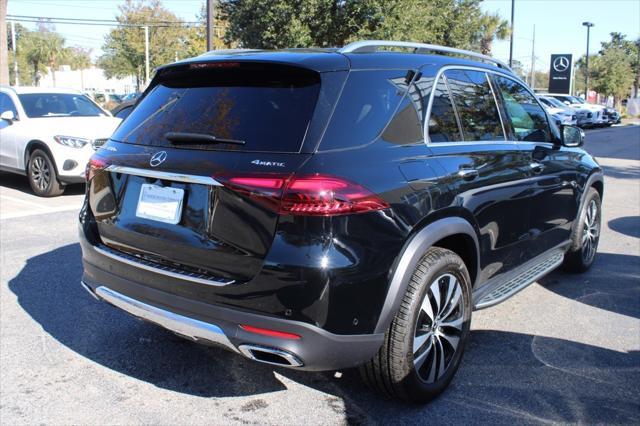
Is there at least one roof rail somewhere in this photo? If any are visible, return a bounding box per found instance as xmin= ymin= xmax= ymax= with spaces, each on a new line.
xmin=339 ymin=40 xmax=511 ymax=71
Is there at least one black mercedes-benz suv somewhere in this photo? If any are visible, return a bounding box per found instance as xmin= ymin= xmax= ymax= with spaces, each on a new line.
xmin=79 ymin=41 xmax=603 ymax=403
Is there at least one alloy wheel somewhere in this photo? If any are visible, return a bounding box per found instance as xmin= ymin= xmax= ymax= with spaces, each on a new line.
xmin=31 ymin=156 xmax=51 ymax=191
xmin=413 ymin=273 xmax=465 ymax=383
xmin=582 ymin=199 xmax=600 ymax=263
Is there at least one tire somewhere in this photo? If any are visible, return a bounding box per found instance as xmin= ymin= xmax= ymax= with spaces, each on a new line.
xmin=360 ymin=247 xmax=472 ymax=403
xmin=28 ymin=149 xmax=65 ymax=197
xmin=563 ymin=188 xmax=601 ymax=273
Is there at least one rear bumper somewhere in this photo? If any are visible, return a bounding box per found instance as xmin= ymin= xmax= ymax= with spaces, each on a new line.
xmin=80 ymin=230 xmax=384 ymax=371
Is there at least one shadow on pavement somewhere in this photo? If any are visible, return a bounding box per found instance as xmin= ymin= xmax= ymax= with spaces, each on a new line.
xmin=539 ymin=252 xmax=640 ymax=319
xmin=602 ymin=164 xmax=640 ymax=180
xmin=608 ymin=216 xmax=640 ymax=239
xmin=0 ymin=171 xmax=85 ymax=196
xmin=8 ymin=244 xmax=640 ymax=424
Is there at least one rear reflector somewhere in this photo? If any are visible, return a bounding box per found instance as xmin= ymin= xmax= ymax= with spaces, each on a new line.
xmin=239 ymin=324 xmax=301 ymax=340
xmin=223 ymin=174 xmax=389 ymax=216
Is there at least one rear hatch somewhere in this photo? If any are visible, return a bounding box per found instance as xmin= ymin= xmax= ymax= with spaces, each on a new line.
xmin=87 ymin=61 xmax=325 ymax=283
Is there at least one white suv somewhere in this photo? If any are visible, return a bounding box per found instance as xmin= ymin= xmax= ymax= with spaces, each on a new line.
xmin=0 ymin=87 xmax=122 ymax=196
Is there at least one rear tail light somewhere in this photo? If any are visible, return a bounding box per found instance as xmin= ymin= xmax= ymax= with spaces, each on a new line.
xmin=86 ymin=157 xmax=108 ymax=181
xmin=223 ymin=174 xmax=389 ymax=216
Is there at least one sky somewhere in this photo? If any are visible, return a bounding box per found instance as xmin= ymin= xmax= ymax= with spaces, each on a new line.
xmin=7 ymin=0 xmax=640 ymax=71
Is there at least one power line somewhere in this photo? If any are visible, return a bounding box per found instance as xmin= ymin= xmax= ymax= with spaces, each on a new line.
xmin=7 ymin=14 xmax=203 ymax=28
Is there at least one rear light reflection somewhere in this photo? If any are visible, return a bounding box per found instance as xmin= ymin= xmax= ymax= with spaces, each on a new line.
xmin=86 ymin=157 xmax=108 ymax=181
xmin=222 ymin=174 xmax=389 ymax=216
xmin=239 ymin=324 xmax=301 ymax=340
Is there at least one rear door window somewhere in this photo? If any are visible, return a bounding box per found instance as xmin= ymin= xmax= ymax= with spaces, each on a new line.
xmin=493 ymin=76 xmax=551 ymax=142
xmin=444 ymin=69 xmax=504 ymax=141
xmin=427 ymin=76 xmax=463 ymax=142
xmin=111 ymin=63 xmax=321 ymax=152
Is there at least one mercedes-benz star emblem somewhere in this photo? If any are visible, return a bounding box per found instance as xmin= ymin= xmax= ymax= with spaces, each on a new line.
xmin=149 ymin=151 xmax=168 ymax=167
xmin=553 ymin=56 xmax=570 ymax=73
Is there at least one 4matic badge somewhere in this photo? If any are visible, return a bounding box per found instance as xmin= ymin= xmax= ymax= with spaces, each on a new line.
xmin=251 ymin=159 xmax=285 ymax=167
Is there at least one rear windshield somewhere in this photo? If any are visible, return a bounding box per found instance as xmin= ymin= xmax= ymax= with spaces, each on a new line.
xmin=111 ymin=63 xmax=320 ymax=152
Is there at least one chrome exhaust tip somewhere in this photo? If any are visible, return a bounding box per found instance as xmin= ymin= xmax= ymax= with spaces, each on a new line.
xmin=238 ymin=344 xmax=303 ymax=367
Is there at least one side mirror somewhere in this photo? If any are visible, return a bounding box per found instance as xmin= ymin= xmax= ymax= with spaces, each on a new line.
xmin=0 ymin=110 xmax=16 ymax=122
xmin=563 ymin=101 xmax=571 ymax=105
xmin=562 ymin=125 xmax=584 ymax=147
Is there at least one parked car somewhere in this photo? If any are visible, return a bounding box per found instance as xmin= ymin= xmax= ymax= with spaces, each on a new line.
xmin=79 ymin=41 xmax=603 ymax=403
xmin=121 ymin=92 xmax=141 ymax=102
xmin=0 ymin=86 xmax=122 ymax=196
xmin=538 ymin=95 xmax=581 ymax=127
xmin=110 ymin=100 xmax=136 ymax=120
xmin=543 ymin=93 xmax=615 ymax=127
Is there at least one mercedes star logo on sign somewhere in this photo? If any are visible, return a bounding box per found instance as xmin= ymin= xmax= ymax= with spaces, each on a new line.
xmin=553 ymin=56 xmax=570 ymax=73
xmin=548 ymin=54 xmax=573 ymax=94
xmin=149 ymin=151 xmax=168 ymax=167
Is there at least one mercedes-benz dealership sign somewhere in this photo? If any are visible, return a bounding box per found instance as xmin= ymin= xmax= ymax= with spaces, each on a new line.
xmin=548 ymin=54 xmax=573 ymax=94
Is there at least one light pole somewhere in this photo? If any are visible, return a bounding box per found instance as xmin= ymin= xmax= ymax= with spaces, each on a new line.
xmin=206 ymin=0 xmax=215 ymax=51
xmin=509 ymin=0 xmax=515 ymax=67
xmin=144 ymin=26 xmax=149 ymax=87
xmin=582 ymin=21 xmax=594 ymax=99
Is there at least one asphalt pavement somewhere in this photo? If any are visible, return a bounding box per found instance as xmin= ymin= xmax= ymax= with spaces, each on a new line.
xmin=1 ymin=126 xmax=639 ymax=425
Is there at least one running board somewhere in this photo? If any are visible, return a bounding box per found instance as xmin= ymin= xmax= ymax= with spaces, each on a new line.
xmin=474 ymin=249 xmax=565 ymax=310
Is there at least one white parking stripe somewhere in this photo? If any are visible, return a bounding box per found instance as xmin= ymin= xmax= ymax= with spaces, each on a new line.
xmin=0 ymin=194 xmax=50 ymax=210
xmin=0 ymin=204 xmax=81 ymax=220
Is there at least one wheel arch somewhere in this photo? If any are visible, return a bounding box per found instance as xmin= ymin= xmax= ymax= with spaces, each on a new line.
xmin=24 ymin=140 xmax=59 ymax=174
xmin=373 ymin=216 xmax=480 ymax=334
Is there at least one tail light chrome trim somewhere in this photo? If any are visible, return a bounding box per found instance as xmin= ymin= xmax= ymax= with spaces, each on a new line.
xmin=95 ymin=286 xmax=238 ymax=352
xmin=94 ymin=245 xmax=235 ymax=287
xmin=105 ymin=165 xmax=223 ymax=186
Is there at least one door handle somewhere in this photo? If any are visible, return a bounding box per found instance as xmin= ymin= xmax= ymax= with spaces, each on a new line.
xmin=530 ymin=162 xmax=545 ymax=174
xmin=458 ymin=168 xmax=479 ymax=181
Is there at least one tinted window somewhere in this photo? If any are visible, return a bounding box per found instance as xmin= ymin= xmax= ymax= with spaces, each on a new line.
xmin=0 ymin=93 xmax=18 ymax=116
xmin=427 ymin=76 xmax=462 ymax=142
xmin=444 ymin=70 xmax=504 ymax=141
xmin=494 ymin=76 xmax=551 ymax=142
xmin=111 ymin=64 xmax=320 ymax=152
xmin=320 ymin=70 xmax=411 ymax=150
xmin=18 ymin=93 xmax=104 ymax=118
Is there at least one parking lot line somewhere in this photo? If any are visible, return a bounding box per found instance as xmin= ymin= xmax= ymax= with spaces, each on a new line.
xmin=0 ymin=194 xmax=51 ymax=210
xmin=0 ymin=204 xmax=81 ymax=220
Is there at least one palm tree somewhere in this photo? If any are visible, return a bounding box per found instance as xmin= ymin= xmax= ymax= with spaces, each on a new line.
xmin=66 ymin=46 xmax=92 ymax=91
xmin=43 ymin=32 xmax=65 ymax=86
xmin=23 ymin=33 xmax=49 ymax=86
xmin=476 ymin=12 xmax=510 ymax=56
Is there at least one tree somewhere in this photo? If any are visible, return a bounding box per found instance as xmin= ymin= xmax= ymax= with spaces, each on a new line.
xmin=42 ymin=32 xmax=65 ymax=86
xmin=219 ymin=0 xmax=509 ymax=52
xmin=474 ymin=11 xmax=510 ymax=55
xmin=99 ymin=0 xmax=201 ymax=90
xmin=591 ymin=48 xmax=634 ymax=108
xmin=599 ymin=32 xmax=639 ymax=98
xmin=23 ymin=33 xmax=50 ymax=86
xmin=65 ymin=46 xmax=92 ymax=90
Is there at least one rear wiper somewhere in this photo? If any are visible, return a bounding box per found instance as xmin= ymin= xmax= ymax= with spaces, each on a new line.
xmin=165 ymin=132 xmax=245 ymax=145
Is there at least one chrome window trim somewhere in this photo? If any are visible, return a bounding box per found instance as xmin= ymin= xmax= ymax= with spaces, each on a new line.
xmin=423 ymin=65 xmax=548 ymax=148
xmin=105 ymin=165 xmax=223 ymax=186
xmin=94 ymin=245 xmax=235 ymax=287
